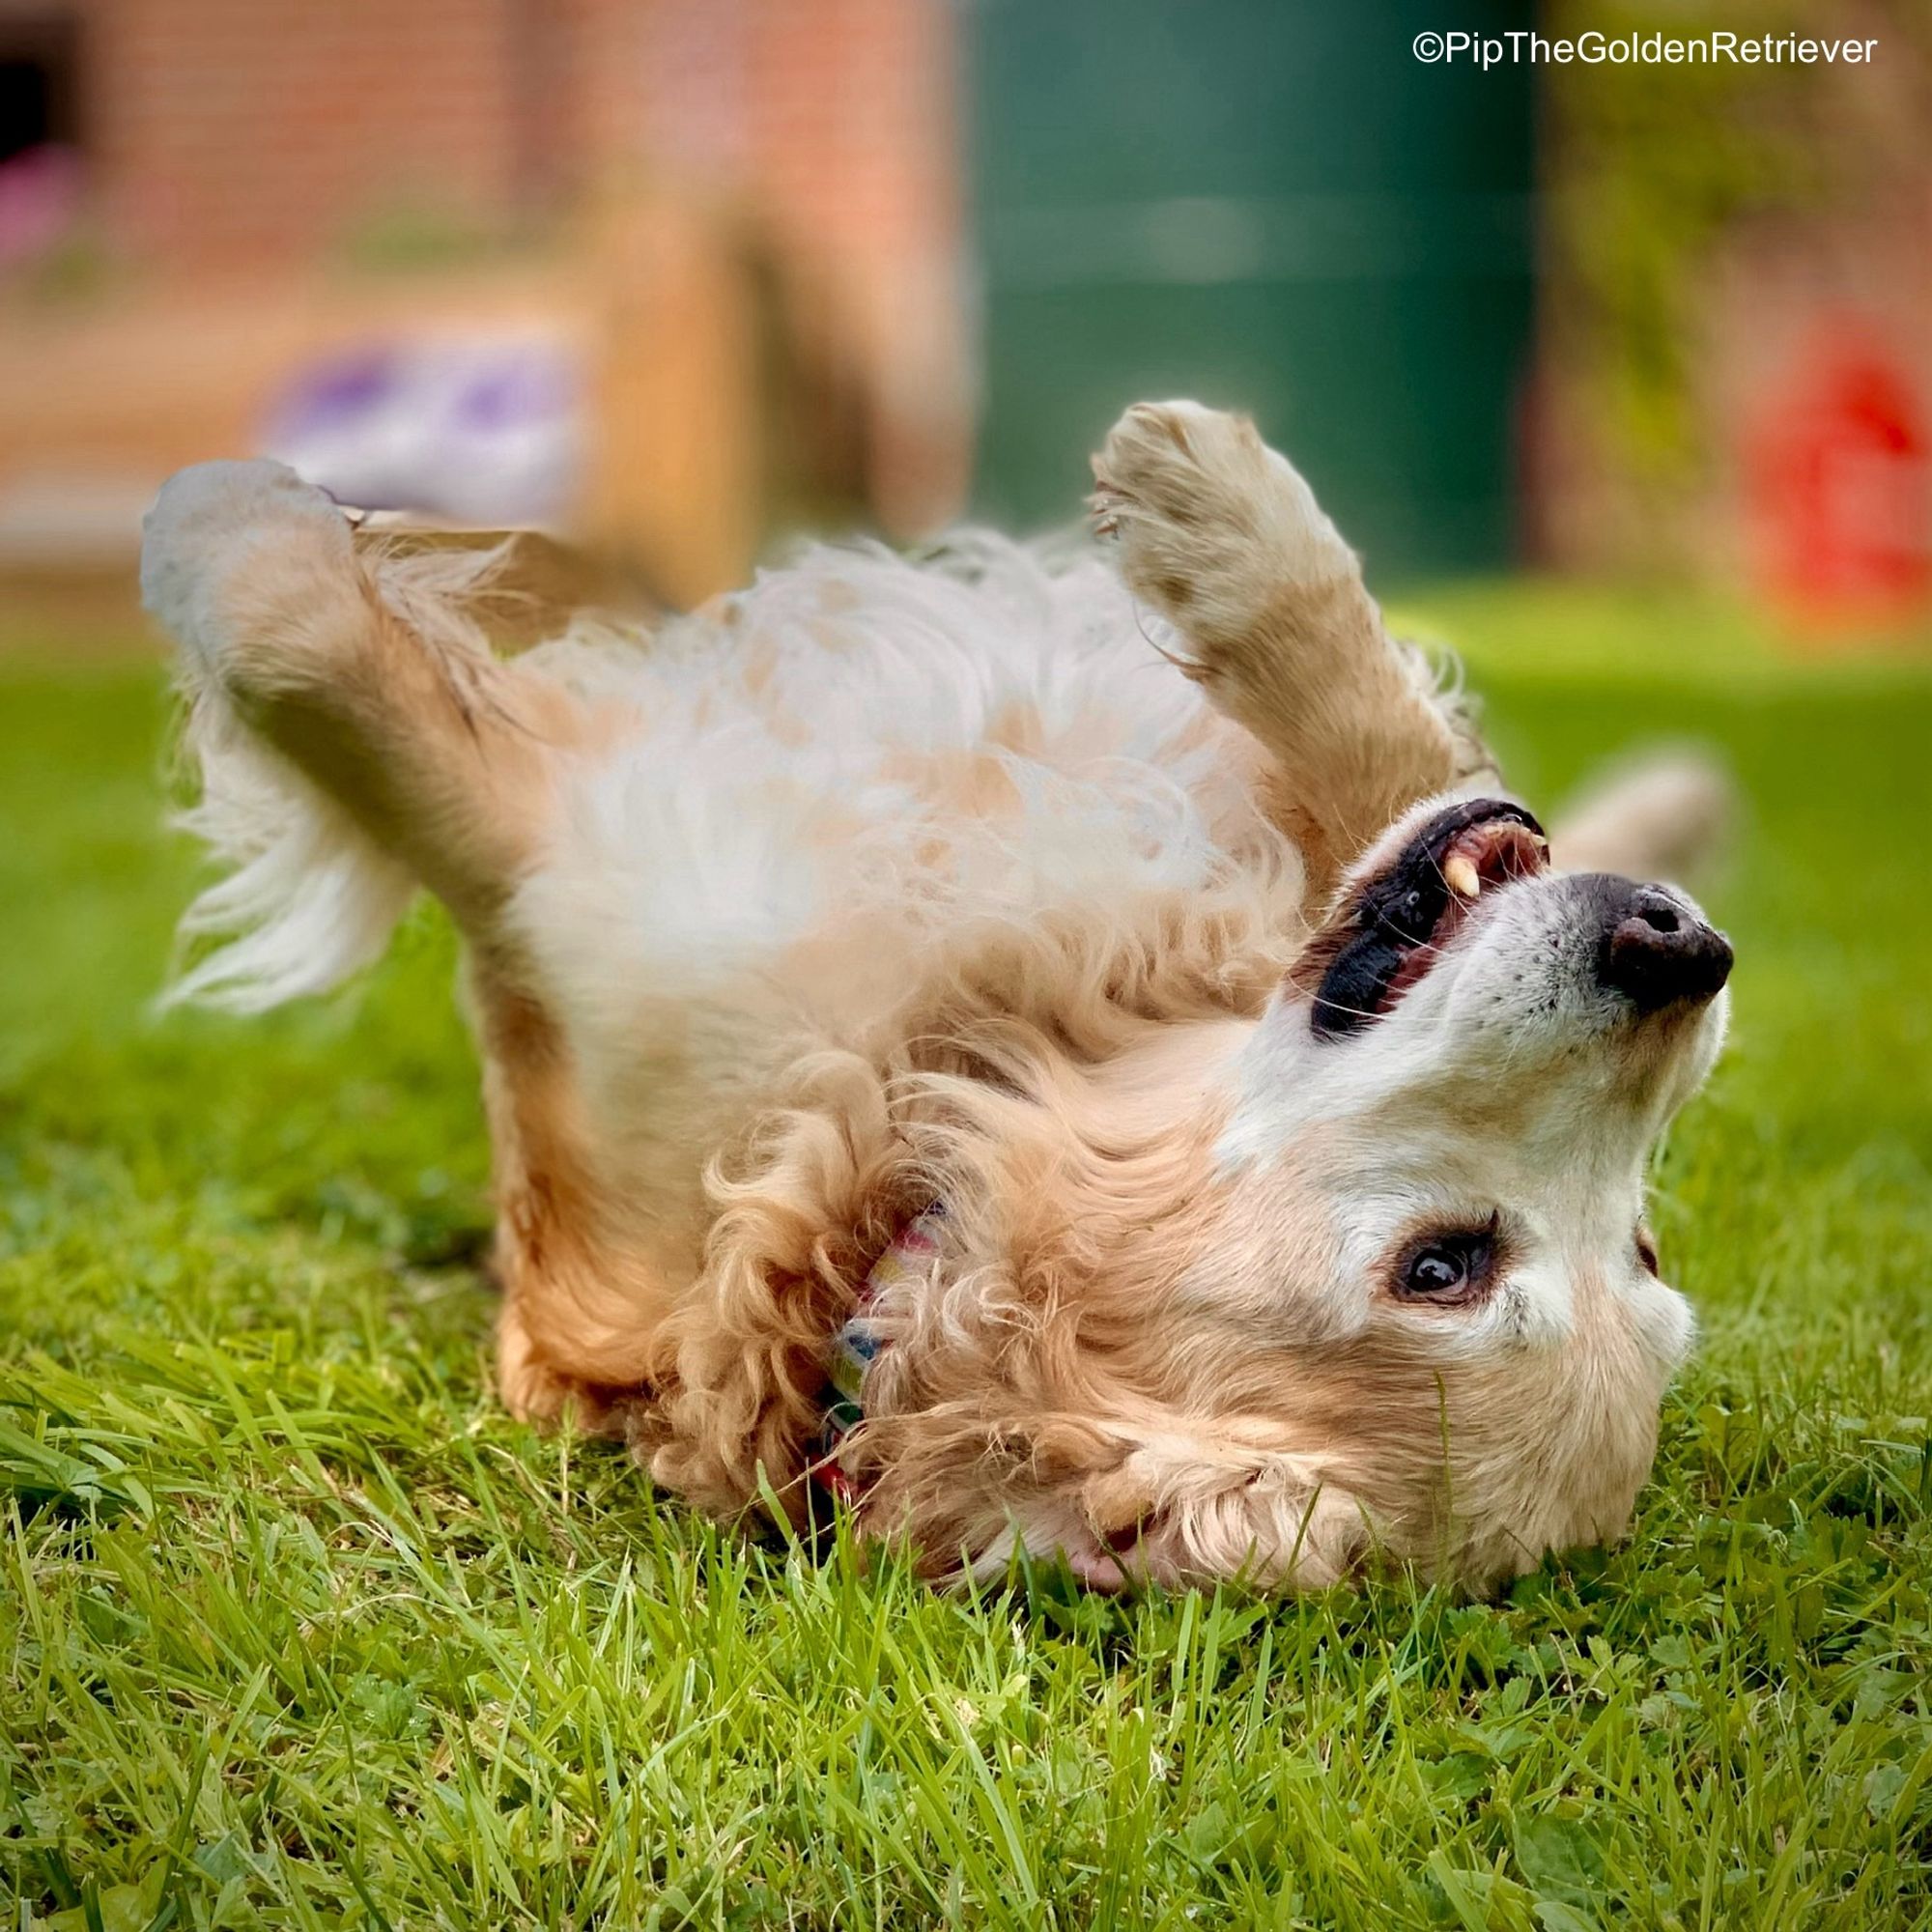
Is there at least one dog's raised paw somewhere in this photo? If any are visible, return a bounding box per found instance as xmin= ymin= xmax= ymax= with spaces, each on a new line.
xmin=1091 ymin=401 xmax=1355 ymax=642
xmin=141 ymin=459 xmax=354 ymax=667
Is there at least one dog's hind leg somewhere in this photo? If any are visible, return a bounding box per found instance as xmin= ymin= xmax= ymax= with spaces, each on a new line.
xmin=143 ymin=460 xmax=595 ymax=984
xmin=1092 ymin=402 xmax=1495 ymax=898
xmin=144 ymin=461 xmax=676 ymax=1425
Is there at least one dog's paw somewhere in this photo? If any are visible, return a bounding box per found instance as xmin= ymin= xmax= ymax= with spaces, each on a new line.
xmin=1090 ymin=401 xmax=1356 ymax=646
xmin=141 ymin=459 xmax=354 ymax=669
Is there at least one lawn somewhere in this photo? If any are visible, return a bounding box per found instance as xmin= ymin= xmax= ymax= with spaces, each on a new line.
xmin=2 ymin=584 xmax=1929 ymax=1929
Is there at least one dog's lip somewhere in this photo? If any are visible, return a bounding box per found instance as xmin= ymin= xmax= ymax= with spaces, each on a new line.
xmin=1305 ymin=799 xmax=1549 ymax=1039
xmin=1382 ymin=811 xmax=1550 ymax=994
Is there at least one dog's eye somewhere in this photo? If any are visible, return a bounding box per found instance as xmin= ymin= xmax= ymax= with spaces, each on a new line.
xmin=1394 ymin=1227 xmax=1497 ymax=1303
xmin=1635 ymin=1227 xmax=1661 ymax=1276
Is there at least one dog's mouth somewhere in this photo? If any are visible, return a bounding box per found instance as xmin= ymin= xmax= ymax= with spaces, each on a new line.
xmin=1300 ymin=798 xmax=1549 ymax=1039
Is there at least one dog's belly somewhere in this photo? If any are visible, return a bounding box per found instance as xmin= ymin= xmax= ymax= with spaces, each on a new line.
xmin=505 ymin=538 xmax=1306 ymax=1179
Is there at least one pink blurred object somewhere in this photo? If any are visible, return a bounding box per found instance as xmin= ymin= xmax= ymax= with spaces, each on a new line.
xmin=0 ymin=145 xmax=81 ymax=267
xmin=1747 ymin=324 xmax=1932 ymax=634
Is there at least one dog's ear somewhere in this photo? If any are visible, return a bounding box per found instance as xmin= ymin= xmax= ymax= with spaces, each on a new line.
xmin=1549 ymin=749 xmax=1734 ymax=889
xmin=1023 ymin=1419 xmax=1374 ymax=1593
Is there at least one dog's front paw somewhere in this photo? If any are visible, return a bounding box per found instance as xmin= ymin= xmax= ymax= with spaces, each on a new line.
xmin=141 ymin=459 xmax=354 ymax=669
xmin=1091 ymin=401 xmax=1356 ymax=647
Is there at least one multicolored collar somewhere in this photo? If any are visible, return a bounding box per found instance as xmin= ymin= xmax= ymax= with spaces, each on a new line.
xmin=810 ymin=1202 xmax=947 ymax=1503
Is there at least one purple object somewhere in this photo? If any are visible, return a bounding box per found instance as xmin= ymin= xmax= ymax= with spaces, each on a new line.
xmin=263 ymin=335 xmax=584 ymax=526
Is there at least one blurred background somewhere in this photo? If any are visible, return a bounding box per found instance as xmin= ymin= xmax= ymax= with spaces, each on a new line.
xmin=0 ymin=0 xmax=1927 ymax=633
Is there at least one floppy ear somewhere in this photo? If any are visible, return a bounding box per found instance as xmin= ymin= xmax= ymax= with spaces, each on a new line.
xmin=1022 ymin=1418 xmax=1375 ymax=1593
xmin=1549 ymin=749 xmax=1734 ymax=888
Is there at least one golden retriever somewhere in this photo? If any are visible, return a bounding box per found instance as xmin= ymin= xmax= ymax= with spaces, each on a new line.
xmin=140 ymin=400 xmax=1732 ymax=1593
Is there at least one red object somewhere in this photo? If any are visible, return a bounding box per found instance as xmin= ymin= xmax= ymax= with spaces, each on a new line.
xmin=1748 ymin=328 xmax=1932 ymax=631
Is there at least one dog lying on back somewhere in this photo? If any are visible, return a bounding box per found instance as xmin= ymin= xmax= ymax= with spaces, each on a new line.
xmin=142 ymin=401 xmax=1731 ymax=1592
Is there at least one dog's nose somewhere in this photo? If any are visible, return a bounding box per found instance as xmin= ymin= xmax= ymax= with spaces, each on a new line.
xmin=1597 ymin=884 xmax=1733 ymax=1012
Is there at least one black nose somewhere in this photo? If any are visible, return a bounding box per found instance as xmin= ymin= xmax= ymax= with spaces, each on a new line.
xmin=1596 ymin=884 xmax=1733 ymax=1012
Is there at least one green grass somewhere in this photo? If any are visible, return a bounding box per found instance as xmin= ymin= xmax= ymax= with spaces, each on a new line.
xmin=3 ymin=588 xmax=1929 ymax=1929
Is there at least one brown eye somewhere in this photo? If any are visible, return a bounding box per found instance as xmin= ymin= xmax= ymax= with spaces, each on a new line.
xmin=1635 ymin=1228 xmax=1661 ymax=1276
xmin=1395 ymin=1226 xmax=1497 ymax=1304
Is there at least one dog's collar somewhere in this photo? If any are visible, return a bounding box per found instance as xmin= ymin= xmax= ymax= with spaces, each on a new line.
xmin=810 ymin=1202 xmax=947 ymax=1502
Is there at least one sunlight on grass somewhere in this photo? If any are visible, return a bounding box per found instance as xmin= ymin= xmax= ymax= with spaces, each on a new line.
xmin=1 ymin=592 xmax=1928 ymax=1926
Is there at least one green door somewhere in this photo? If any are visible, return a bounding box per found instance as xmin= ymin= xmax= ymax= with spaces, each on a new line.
xmin=970 ymin=0 xmax=1535 ymax=581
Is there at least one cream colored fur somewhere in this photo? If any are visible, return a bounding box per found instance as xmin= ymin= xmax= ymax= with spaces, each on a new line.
xmin=141 ymin=404 xmax=1730 ymax=1593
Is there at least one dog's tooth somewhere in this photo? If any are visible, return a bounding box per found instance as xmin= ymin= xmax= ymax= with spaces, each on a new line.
xmin=1444 ymin=853 xmax=1481 ymax=898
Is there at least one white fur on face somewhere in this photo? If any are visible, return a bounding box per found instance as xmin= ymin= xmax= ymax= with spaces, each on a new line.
xmin=1195 ymin=793 xmax=1721 ymax=1573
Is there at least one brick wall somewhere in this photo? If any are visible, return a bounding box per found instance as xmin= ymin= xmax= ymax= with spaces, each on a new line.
xmin=60 ymin=0 xmax=966 ymax=526
xmin=74 ymin=0 xmax=959 ymax=296
xmin=85 ymin=0 xmax=539 ymax=265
